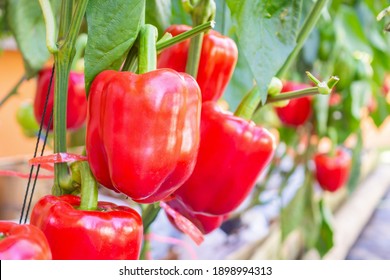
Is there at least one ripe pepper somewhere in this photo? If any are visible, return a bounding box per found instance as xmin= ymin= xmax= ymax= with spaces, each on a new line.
xmin=275 ymin=81 xmax=312 ymax=127
xmin=30 ymin=195 xmax=143 ymax=260
xmin=34 ymin=68 xmax=87 ymax=130
xmin=172 ymin=101 xmax=276 ymax=216
xmin=86 ymin=69 xmax=201 ymax=203
xmin=166 ymin=199 xmax=225 ymax=234
xmin=314 ymin=148 xmax=351 ymax=192
xmin=0 ymin=221 xmax=52 ymax=260
xmin=157 ymin=24 xmax=238 ymax=102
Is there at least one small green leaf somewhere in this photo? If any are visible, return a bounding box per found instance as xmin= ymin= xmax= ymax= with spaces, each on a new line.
xmin=350 ymin=80 xmax=371 ymax=119
xmin=226 ymin=0 xmax=302 ymax=104
xmin=6 ymin=0 xmax=59 ymax=78
xmin=315 ymin=199 xmax=334 ymax=258
xmin=85 ymin=0 xmax=145 ymax=93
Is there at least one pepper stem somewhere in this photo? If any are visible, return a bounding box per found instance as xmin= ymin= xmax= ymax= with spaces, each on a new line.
xmin=185 ymin=0 xmax=216 ymax=78
xmin=78 ymin=161 xmax=98 ymax=211
xmin=328 ymin=127 xmax=338 ymax=158
xmin=39 ymin=0 xmax=58 ymax=53
xmin=138 ymin=24 xmax=158 ymax=74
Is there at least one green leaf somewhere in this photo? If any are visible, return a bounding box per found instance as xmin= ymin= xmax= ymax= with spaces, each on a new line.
xmin=85 ymin=0 xmax=145 ymax=93
xmin=371 ymin=93 xmax=390 ymax=128
xmin=6 ymin=0 xmax=58 ymax=78
xmin=347 ymin=129 xmax=363 ymax=193
xmin=334 ymin=5 xmax=372 ymax=55
xmin=350 ymin=80 xmax=371 ymax=119
xmin=170 ymin=0 xmax=191 ymax=26
xmin=301 ymin=171 xmax=321 ymax=249
xmin=315 ymin=199 xmax=334 ymax=258
xmin=226 ymin=0 xmax=302 ymax=104
xmin=145 ymin=0 xmax=171 ymax=36
xmin=280 ymin=172 xmax=307 ymax=241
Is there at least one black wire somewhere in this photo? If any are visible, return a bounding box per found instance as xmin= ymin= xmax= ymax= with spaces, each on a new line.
xmin=19 ymin=65 xmax=55 ymax=224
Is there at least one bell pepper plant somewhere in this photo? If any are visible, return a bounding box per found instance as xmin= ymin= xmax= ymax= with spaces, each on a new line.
xmin=314 ymin=148 xmax=352 ymax=192
xmin=0 ymin=221 xmax=52 ymax=260
xmin=34 ymin=67 xmax=87 ymax=131
xmin=157 ymin=24 xmax=238 ymax=102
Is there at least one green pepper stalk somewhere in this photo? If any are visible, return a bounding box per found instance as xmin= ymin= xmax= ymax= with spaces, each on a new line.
xmin=39 ymin=0 xmax=89 ymax=193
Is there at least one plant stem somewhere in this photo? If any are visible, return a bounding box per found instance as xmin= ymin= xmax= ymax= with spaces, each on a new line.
xmin=53 ymin=0 xmax=89 ymax=192
xmin=0 ymin=76 xmax=26 ymax=108
xmin=71 ymin=33 xmax=88 ymax=71
xmin=277 ymin=0 xmax=329 ymax=78
xmin=186 ymin=0 xmax=216 ymax=78
xmin=266 ymin=87 xmax=320 ymax=104
xmin=39 ymin=0 xmax=58 ymax=53
xmin=140 ymin=203 xmax=161 ymax=260
xmin=122 ymin=21 xmax=214 ymax=73
xmin=138 ymin=25 xmax=158 ymax=74
xmin=78 ymin=161 xmax=98 ymax=211
xmin=156 ymin=21 xmax=214 ymax=51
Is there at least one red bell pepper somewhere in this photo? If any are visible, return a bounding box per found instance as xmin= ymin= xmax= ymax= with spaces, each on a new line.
xmin=166 ymin=199 xmax=225 ymax=235
xmin=275 ymin=81 xmax=312 ymax=127
xmin=0 ymin=221 xmax=52 ymax=260
xmin=30 ymin=194 xmax=143 ymax=260
xmin=157 ymin=24 xmax=238 ymax=102
xmin=314 ymin=148 xmax=351 ymax=192
xmin=34 ymin=68 xmax=87 ymax=130
xmin=173 ymin=101 xmax=276 ymax=216
xmin=86 ymin=69 xmax=201 ymax=203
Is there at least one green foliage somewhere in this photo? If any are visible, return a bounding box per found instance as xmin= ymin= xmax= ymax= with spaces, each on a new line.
xmin=315 ymin=199 xmax=334 ymax=257
xmin=84 ymin=0 xmax=145 ymax=93
xmin=226 ymin=0 xmax=303 ymax=104
xmin=6 ymin=0 xmax=59 ymax=78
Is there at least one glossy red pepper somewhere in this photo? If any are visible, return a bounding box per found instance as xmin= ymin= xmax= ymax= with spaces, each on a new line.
xmin=30 ymin=195 xmax=143 ymax=260
xmin=0 ymin=221 xmax=52 ymax=260
xmin=86 ymin=69 xmax=201 ymax=203
xmin=172 ymin=101 xmax=276 ymax=216
xmin=275 ymin=81 xmax=312 ymax=127
xmin=166 ymin=199 xmax=225 ymax=234
xmin=157 ymin=24 xmax=238 ymax=102
xmin=314 ymin=148 xmax=351 ymax=192
xmin=34 ymin=68 xmax=87 ymax=130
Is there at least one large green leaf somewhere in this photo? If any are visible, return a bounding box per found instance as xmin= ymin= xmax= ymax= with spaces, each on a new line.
xmin=85 ymin=0 xmax=145 ymax=92
xmin=226 ymin=0 xmax=302 ymax=104
xmin=6 ymin=0 xmax=59 ymax=78
xmin=145 ymin=0 xmax=171 ymax=36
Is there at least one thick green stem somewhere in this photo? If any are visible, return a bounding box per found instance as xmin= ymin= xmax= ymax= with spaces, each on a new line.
xmin=0 ymin=76 xmax=26 ymax=108
xmin=122 ymin=21 xmax=214 ymax=73
xmin=277 ymin=0 xmax=329 ymax=78
xmin=138 ymin=25 xmax=158 ymax=74
xmin=53 ymin=0 xmax=89 ymax=193
xmin=185 ymin=34 xmax=204 ymax=78
xmin=39 ymin=0 xmax=58 ymax=53
xmin=186 ymin=0 xmax=216 ymax=78
xmin=78 ymin=161 xmax=98 ymax=211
